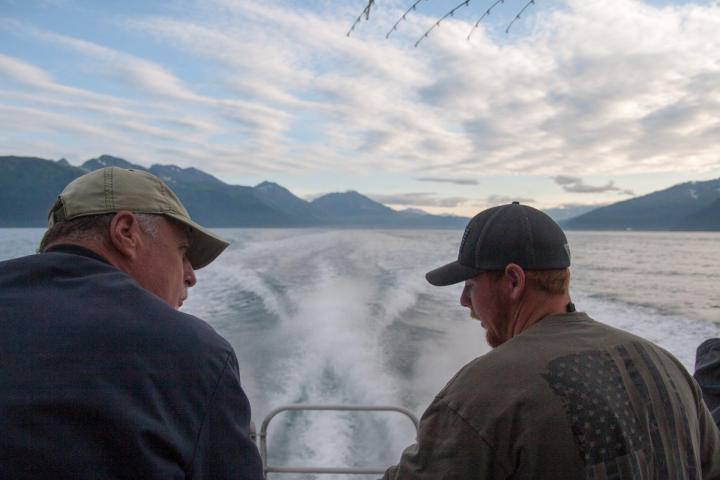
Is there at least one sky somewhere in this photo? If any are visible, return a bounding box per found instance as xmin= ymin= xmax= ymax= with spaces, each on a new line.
xmin=1 ymin=0 xmax=719 ymax=217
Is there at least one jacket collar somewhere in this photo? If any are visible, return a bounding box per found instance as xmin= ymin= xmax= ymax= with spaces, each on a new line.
xmin=43 ymin=244 xmax=111 ymax=265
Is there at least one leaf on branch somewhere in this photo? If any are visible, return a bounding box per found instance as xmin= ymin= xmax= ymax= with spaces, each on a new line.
xmin=415 ymin=0 xmax=475 ymax=47
xmin=387 ymin=0 xmax=427 ymax=39
xmin=467 ymin=0 xmax=505 ymax=40
xmin=347 ymin=0 xmax=376 ymax=36
xmin=505 ymin=0 xmax=535 ymax=33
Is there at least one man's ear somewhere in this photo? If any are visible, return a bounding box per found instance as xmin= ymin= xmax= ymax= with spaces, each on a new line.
xmin=504 ymin=263 xmax=526 ymax=301
xmin=108 ymin=211 xmax=142 ymax=260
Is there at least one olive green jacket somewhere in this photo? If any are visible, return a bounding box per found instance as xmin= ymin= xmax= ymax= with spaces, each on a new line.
xmin=383 ymin=313 xmax=720 ymax=479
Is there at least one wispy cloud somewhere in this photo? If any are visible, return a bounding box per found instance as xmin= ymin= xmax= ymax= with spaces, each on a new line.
xmin=0 ymin=53 xmax=133 ymax=107
xmin=13 ymin=25 xmax=200 ymax=100
xmin=417 ymin=177 xmax=478 ymax=185
xmin=0 ymin=52 xmax=53 ymax=85
xmin=486 ymin=195 xmax=535 ymax=204
xmin=0 ymin=104 xmax=125 ymax=141
xmin=553 ymin=176 xmax=635 ymax=195
xmin=368 ymin=192 xmax=469 ymax=207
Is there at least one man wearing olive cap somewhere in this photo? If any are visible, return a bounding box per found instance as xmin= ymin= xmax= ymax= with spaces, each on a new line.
xmin=0 ymin=167 xmax=263 ymax=479
xmin=383 ymin=202 xmax=720 ymax=479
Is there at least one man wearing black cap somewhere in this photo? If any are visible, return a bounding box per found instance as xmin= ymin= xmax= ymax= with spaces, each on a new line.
xmin=383 ymin=202 xmax=720 ymax=479
xmin=0 ymin=167 xmax=263 ymax=479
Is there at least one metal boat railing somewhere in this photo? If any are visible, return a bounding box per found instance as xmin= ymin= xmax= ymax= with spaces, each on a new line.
xmin=255 ymin=404 xmax=420 ymax=476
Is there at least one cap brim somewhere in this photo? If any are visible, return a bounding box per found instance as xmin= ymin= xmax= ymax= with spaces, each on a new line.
xmin=166 ymin=213 xmax=229 ymax=270
xmin=425 ymin=261 xmax=481 ymax=286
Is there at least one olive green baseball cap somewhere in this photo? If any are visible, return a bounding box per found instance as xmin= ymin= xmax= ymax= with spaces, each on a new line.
xmin=44 ymin=167 xmax=229 ymax=269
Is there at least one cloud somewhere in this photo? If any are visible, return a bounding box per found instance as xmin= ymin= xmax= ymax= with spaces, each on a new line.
xmin=2 ymin=0 xmax=720 ymax=189
xmin=20 ymin=27 xmax=200 ymax=101
xmin=486 ymin=195 xmax=535 ymax=204
xmin=554 ymin=175 xmax=581 ymax=186
xmin=368 ymin=192 xmax=468 ymax=207
xmin=417 ymin=177 xmax=478 ymax=185
xmin=419 ymin=0 xmax=720 ymax=176
xmin=552 ymin=176 xmax=635 ymax=196
xmin=4 ymin=20 xmax=293 ymax=137
xmin=0 ymin=53 xmax=53 ymax=85
xmin=121 ymin=3 xmax=477 ymax=171
xmin=0 ymin=53 xmax=133 ymax=107
xmin=0 ymin=104 xmax=125 ymax=140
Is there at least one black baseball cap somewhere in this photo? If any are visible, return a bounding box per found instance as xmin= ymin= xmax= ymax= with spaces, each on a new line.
xmin=426 ymin=202 xmax=571 ymax=286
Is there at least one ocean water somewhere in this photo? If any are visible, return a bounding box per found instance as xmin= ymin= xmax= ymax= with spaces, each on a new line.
xmin=2 ymin=228 xmax=719 ymax=478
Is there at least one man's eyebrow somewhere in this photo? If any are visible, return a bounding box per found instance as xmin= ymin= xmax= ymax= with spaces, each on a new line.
xmin=183 ymin=226 xmax=193 ymax=246
xmin=166 ymin=217 xmax=193 ymax=245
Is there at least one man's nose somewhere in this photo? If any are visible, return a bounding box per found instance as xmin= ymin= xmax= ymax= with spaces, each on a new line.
xmin=184 ymin=258 xmax=197 ymax=287
xmin=460 ymin=285 xmax=470 ymax=307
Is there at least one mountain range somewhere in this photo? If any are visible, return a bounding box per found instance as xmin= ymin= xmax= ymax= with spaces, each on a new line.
xmin=1 ymin=155 xmax=718 ymax=230
xmin=0 ymin=155 xmax=468 ymax=229
xmin=560 ymin=178 xmax=720 ymax=231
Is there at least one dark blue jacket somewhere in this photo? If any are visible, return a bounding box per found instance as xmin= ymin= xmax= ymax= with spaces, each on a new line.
xmin=0 ymin=245 xmax=264 ymax=479
xmin=695 ymin=338 xmax=720 ymax=428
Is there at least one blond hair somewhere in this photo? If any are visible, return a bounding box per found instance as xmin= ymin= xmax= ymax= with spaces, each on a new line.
xmin=526 ymin=268 xmax=570 ymax=295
